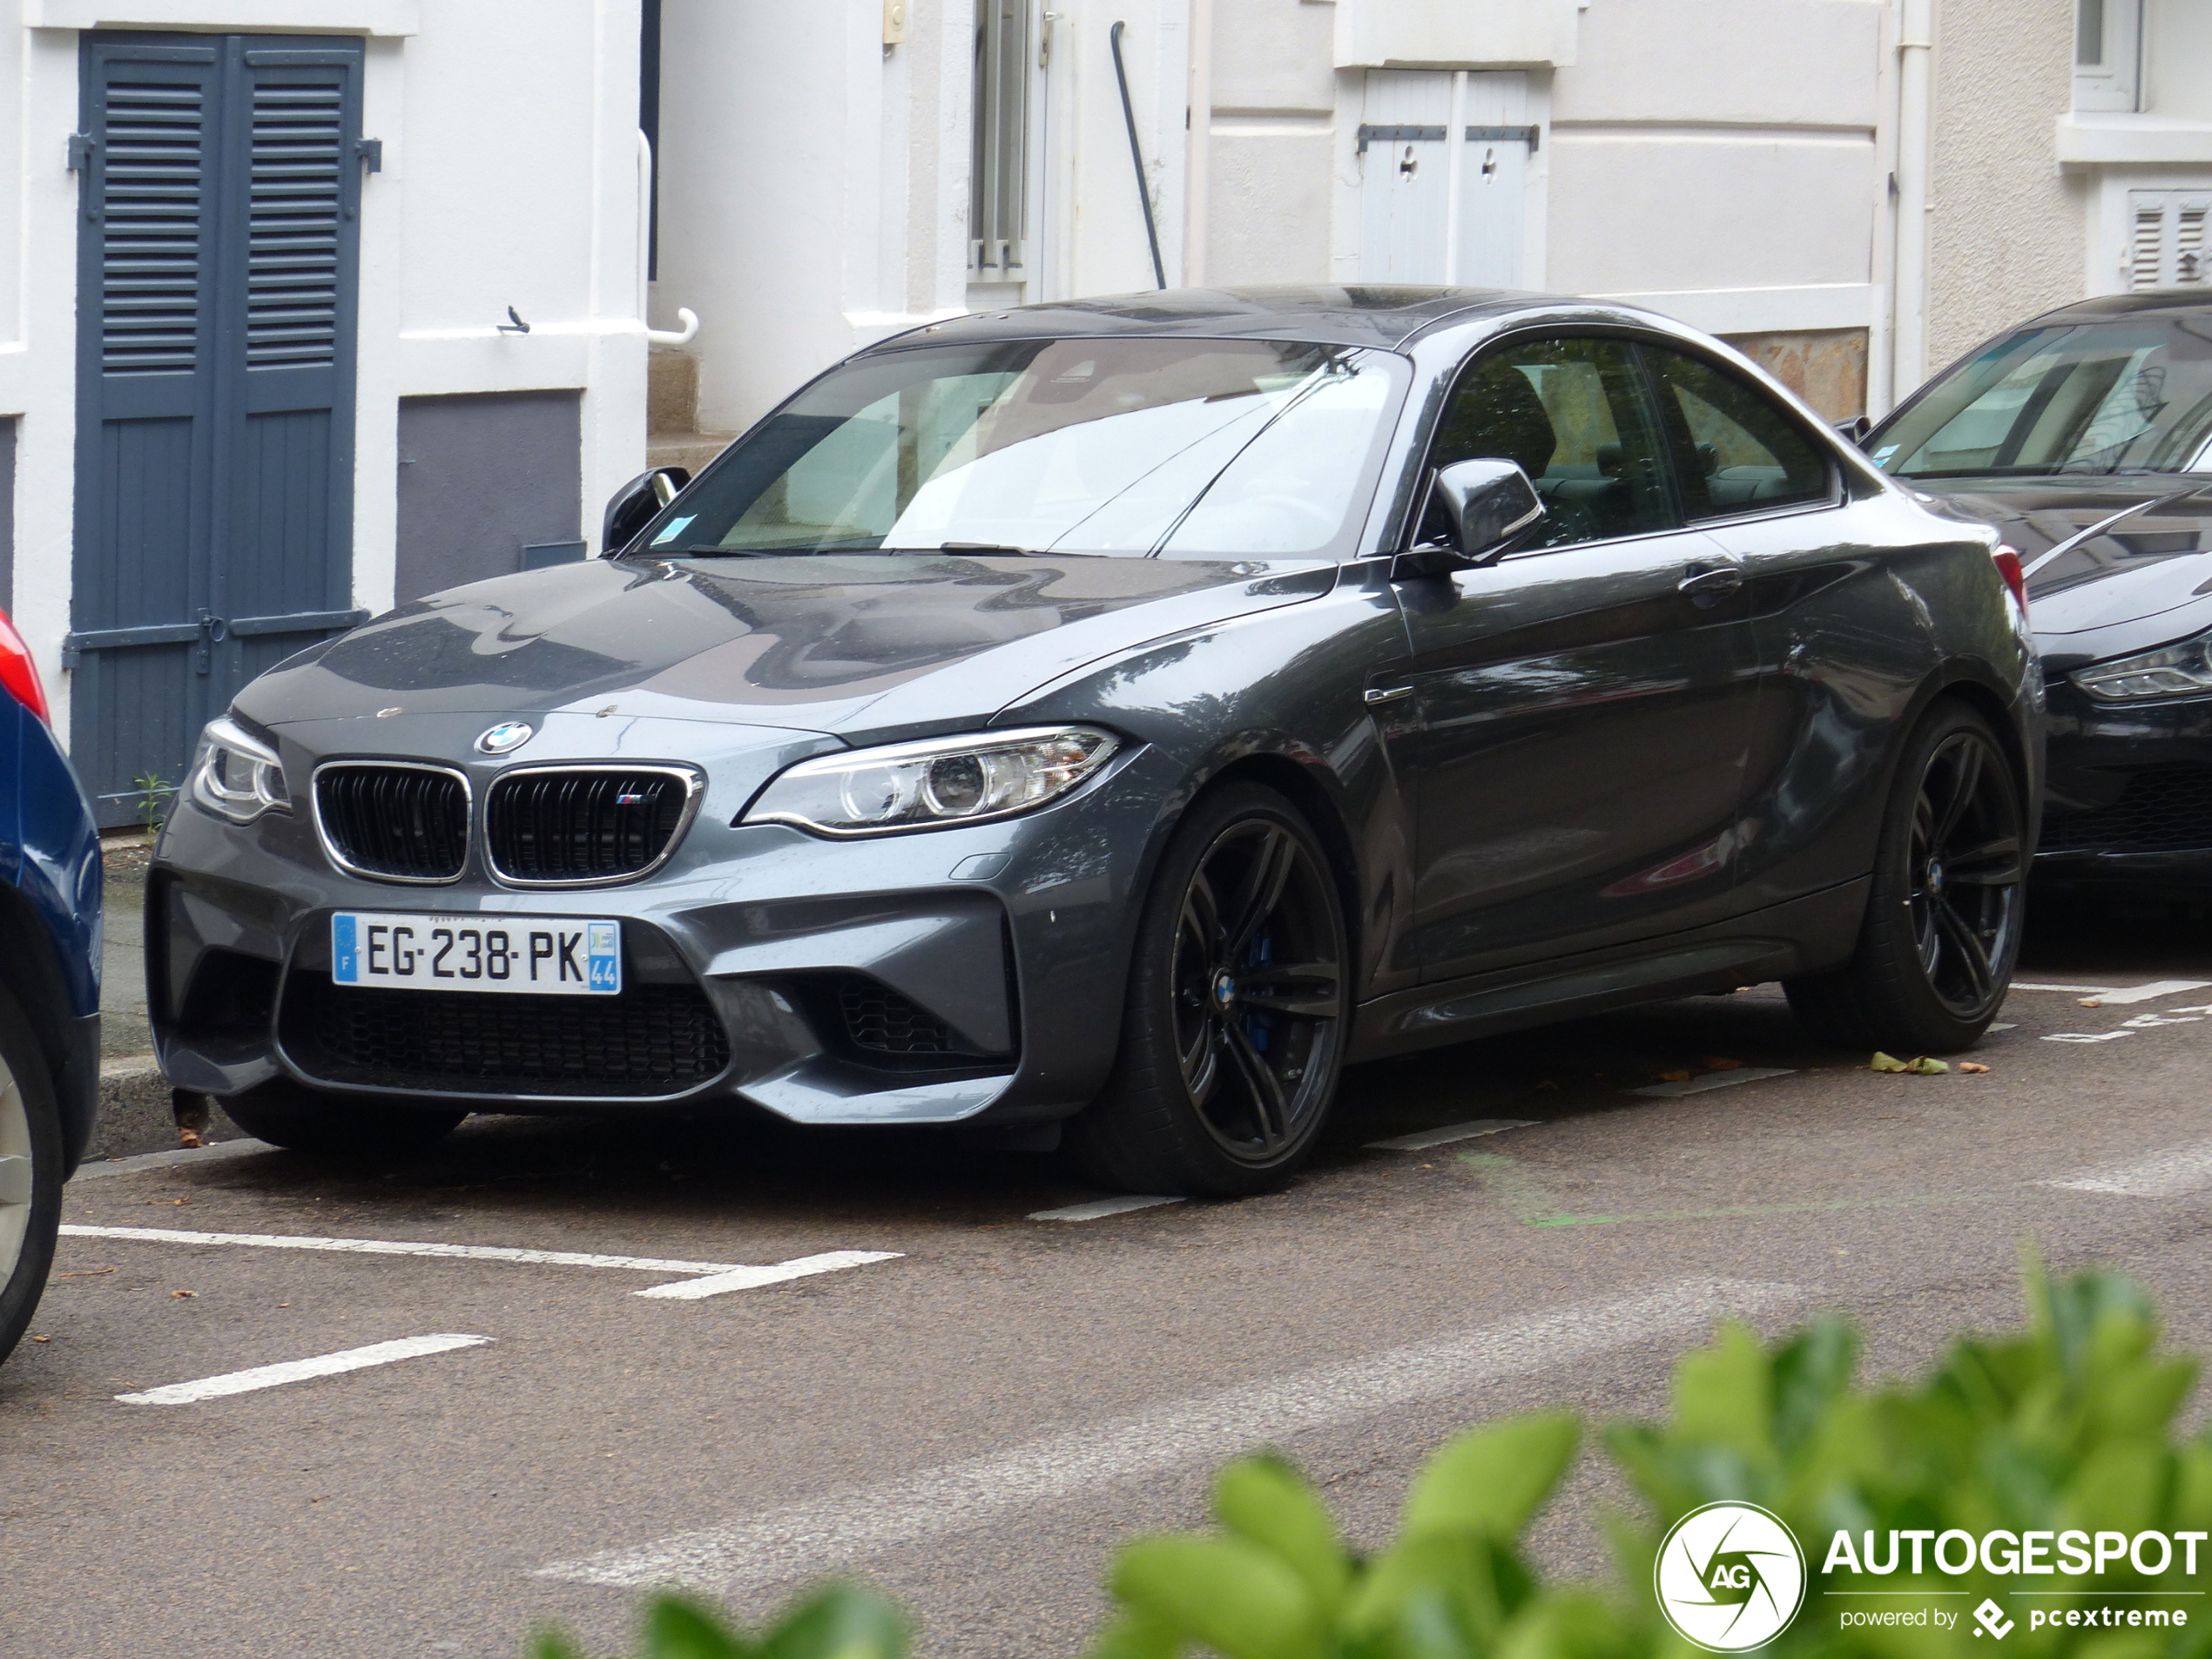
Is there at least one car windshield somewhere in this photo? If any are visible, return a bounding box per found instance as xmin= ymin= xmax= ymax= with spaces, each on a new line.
xmin=1872 ymin=312 xmax=2212 ymax=478
xmin=634 ymin=336 xmax=1408 ymax=560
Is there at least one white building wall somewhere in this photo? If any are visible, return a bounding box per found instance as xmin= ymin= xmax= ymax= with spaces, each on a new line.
xmin=0 ymin=0 xmax=647 ymax=741
xmin=1551 ymin=0 xmax=1882 ymax=341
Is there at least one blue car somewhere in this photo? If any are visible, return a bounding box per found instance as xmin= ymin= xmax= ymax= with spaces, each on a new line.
xmin=0 ymin=610 xmax=103 ymax=1366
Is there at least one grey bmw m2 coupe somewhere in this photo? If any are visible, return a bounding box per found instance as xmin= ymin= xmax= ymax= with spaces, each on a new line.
xmin=151 ymin=287 xmax=2038 ymax=1195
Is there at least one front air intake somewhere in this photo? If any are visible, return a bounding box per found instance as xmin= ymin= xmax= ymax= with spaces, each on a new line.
xmin=314 ymin=763 xmax=470 ymax=883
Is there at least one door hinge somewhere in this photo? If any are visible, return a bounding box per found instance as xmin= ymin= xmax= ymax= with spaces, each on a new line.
xmin=354 ymin=138 xmax=383 ymax=173
xmin=65 ymin=132 xmax=97 ymax=171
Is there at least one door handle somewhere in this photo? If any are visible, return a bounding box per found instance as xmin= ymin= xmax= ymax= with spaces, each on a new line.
xmin=1677 ymin=563 xmax=1744 ymax=608
xmin=1364 ymin=684 xmax=1415 ymax=706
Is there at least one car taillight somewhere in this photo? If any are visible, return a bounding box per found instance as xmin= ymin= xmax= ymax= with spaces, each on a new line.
xmin=1991 ymin=544 xmax=2028 ymax=621
xmin=0 ymin=610 xmax=48 ymax=724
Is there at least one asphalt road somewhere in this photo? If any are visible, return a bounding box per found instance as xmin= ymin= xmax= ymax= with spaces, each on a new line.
xmin=8 ymin=900 xmax=2212 ymax=1659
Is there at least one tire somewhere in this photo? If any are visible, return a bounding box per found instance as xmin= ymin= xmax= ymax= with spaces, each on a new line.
xmin=1785 ymin=699 xmax=2027 ymax=1054
xmin=218 ymin=1078 xmax=468 ymax=1157
xmin=0 ymin=982 xmax=64 ymax=1367
xmin=1065 ymin=781 xmax=1350 ymax=1197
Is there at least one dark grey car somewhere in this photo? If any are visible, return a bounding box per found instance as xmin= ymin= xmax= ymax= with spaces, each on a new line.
xmin=1865 ymin=291 xmax=2212 ymax=895
xmin=150 ymin=287 xmax=2039 ymax=1196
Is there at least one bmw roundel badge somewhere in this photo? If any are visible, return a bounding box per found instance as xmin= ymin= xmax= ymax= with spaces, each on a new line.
xmin=475 ymin=720 xmax=535 ymax=755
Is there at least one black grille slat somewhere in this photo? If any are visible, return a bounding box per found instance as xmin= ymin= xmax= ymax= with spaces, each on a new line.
xmin=284 ymin=974 xmax=729 ymax=1096
xmin=315 ymin=766 xmax=468 ymax=880
xmin=2041 ymin=767 xmax=2212 ymax=856
xmin=486 ymin=769 xmax=689 ymax=883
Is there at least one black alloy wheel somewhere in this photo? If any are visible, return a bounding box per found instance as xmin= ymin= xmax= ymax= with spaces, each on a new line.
xmin=1785 ymin=700 xmax=2026 ymax=1054
xmin=1068 ymin=782 xmax=1349 ymax=1197
xmin=1907 ymin=725 xmax=2026 ymax=1018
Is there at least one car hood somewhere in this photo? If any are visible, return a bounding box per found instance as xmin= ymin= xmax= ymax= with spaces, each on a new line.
xmin=234 ymin=552 xmax=1339 ymax=738
xmin=1910 ymin=475 xmax=2212 ymax=637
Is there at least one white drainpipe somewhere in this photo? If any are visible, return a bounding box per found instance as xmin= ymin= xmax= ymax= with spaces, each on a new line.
xmin=1184 ymin=0 xmax=1213 ymax=286
xmin=1891 ymin=0 xmax=1934 ymax=402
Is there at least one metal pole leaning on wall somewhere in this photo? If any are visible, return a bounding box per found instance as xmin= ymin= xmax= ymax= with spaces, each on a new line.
xmin=1110 ymin=21 xmax=1169 ymax=290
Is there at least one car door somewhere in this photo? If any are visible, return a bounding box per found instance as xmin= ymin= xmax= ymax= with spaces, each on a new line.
xmin=1632 ymin=341 xmax=1927 ymax=914
xmin=1387 ymin=334 xmax=1767 ymax=981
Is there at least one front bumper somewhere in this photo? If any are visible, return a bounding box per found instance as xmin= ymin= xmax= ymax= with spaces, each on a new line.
xmin=2035 ymin=677 xmax=2212 ymax=889
xmin=149 ymin=712 xmax=1176 ymax=1126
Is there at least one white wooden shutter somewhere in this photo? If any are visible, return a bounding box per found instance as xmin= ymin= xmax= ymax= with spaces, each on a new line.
xmin=2126 ymin=191 xmax=2212 ymax=290
xmin=1357 ymin=70 xmax=1533 ymax=286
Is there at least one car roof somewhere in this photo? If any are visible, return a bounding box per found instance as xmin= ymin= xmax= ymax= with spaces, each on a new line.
xmin=863 ymin=285 xmax=1562 ymax=354
xmin=2020 ymin=290 xmax=2212 ymax=325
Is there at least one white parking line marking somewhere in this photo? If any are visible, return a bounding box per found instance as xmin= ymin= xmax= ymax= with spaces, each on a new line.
xmin=1626 ymin=1067 xmax=1797 ymax=1099
xmin=634 ymin=1251 xmax=903 ymax=1299
xmin=2042 ymin=1032 xmax=2133 ymax=1043
xmin=1028 ymin=1196 xmax=1185 ymax=1222
xmin=1366 ymin=1119 xmax=1536 ymax=1151
xmin=70 ymin=1140 xmax=277 ymax=1182
xmin=57 ymin=1224 xmax=902 ymax=1296
xmin=2046 ymin=1142 xmax=2212 ymax=1199
xmin=117 ymin=1333 xmax=491 ymax=1406
xmin=2011 ymin=980 xmax=2212 ymax=1004
xmin=536 ymin=1275 xmax=1800 ymax=1595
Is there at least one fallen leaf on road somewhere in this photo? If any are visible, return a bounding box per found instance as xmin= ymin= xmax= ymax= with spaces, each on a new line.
xmin=56 ymin=1268 xmax=115 ymax=1278
xmin=1870 ymin=1052 xmax=1910 ymax=1072
xmin=1959 ymin=1062 xmax=1991 ymax=1074
xmin=29 ymin=1335 xmax=50 ymax=1343
xmin=2080 ymin=997 xmax=2103 ymax=1008
xmin=1703 ymin=1056 xmax=1745 ymax=1071
xmin=1656 ymin=1069 xmax=1692 ymax=1082
xmin=1905 ymin=1056 xmax=1950 ymax=1075
xmin=171 ymin=1290 xmax=196 ymax=1298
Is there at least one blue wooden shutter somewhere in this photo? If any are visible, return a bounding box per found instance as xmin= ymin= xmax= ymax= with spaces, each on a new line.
xmin=70 ymin=37 xmax=223 ymax=820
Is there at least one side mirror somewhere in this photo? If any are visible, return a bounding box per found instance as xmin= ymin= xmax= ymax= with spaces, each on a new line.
xmin=602 ymin=466 xmax=692 ymax=556
xmin=1397 ymin=458 xmax=1545 ymax=577
xmin=1833 ymin=415 xmax=1871 ymax=448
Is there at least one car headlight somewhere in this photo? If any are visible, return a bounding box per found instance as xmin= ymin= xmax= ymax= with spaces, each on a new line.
xmin=187 ymin=716 xmax=291 ymax=824
xmin=2071 ymin=632 xmax=2212 ymax=703
xmin=743 ymin=727 xmax=1118 ymax=837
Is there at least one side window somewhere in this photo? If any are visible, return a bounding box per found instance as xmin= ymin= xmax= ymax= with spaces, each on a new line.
xmin=1639 ymin=346 xmax=1832 ymax=521
xmin=1423 ymin=336 xmax=1676 ymax=550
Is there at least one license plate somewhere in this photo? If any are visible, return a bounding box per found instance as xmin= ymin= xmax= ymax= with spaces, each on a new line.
xmin=330 ymin=913 xmax=622 ymax=995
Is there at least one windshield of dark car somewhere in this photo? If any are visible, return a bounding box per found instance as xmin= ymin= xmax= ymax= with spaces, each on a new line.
xmin=632 ymin=336 xmax=1408 ymax=559
xmin=1871 ymin=313 xmax=2212 ymax=478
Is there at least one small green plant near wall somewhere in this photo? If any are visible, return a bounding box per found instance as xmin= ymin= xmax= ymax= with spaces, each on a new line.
xmin=539 ymin=1265 xmax=2212 ymax=1658
xmin=132 ymin=772 xmax=175 ymax=835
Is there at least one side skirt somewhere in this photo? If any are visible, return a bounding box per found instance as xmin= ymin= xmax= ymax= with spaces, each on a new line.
xmin=1347 ymin=878 xmax=1870 ymax=1063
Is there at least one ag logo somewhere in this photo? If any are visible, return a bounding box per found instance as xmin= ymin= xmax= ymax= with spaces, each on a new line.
xmin=1654 ymin=1501 xmax=1807 ymax=1651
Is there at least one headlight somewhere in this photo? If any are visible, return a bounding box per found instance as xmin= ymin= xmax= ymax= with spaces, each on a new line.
xmin=2072 ymin=632 xmax=2212 ymax=702
xmin=743 ymin=727 xmax=1118 ymax=837
xmin=187 ymin=716 xmax=291 ymax=824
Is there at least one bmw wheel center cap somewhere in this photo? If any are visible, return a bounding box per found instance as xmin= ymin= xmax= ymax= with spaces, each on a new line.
xmin=475 ymin=720 xmax=536 ymax=755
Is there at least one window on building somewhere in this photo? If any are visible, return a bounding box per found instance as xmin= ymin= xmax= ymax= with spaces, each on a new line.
xmin=2074 ymin=0 xmax=2141 ymax=112
xmin=971 ymin=1 xmax=1038 ymax=280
